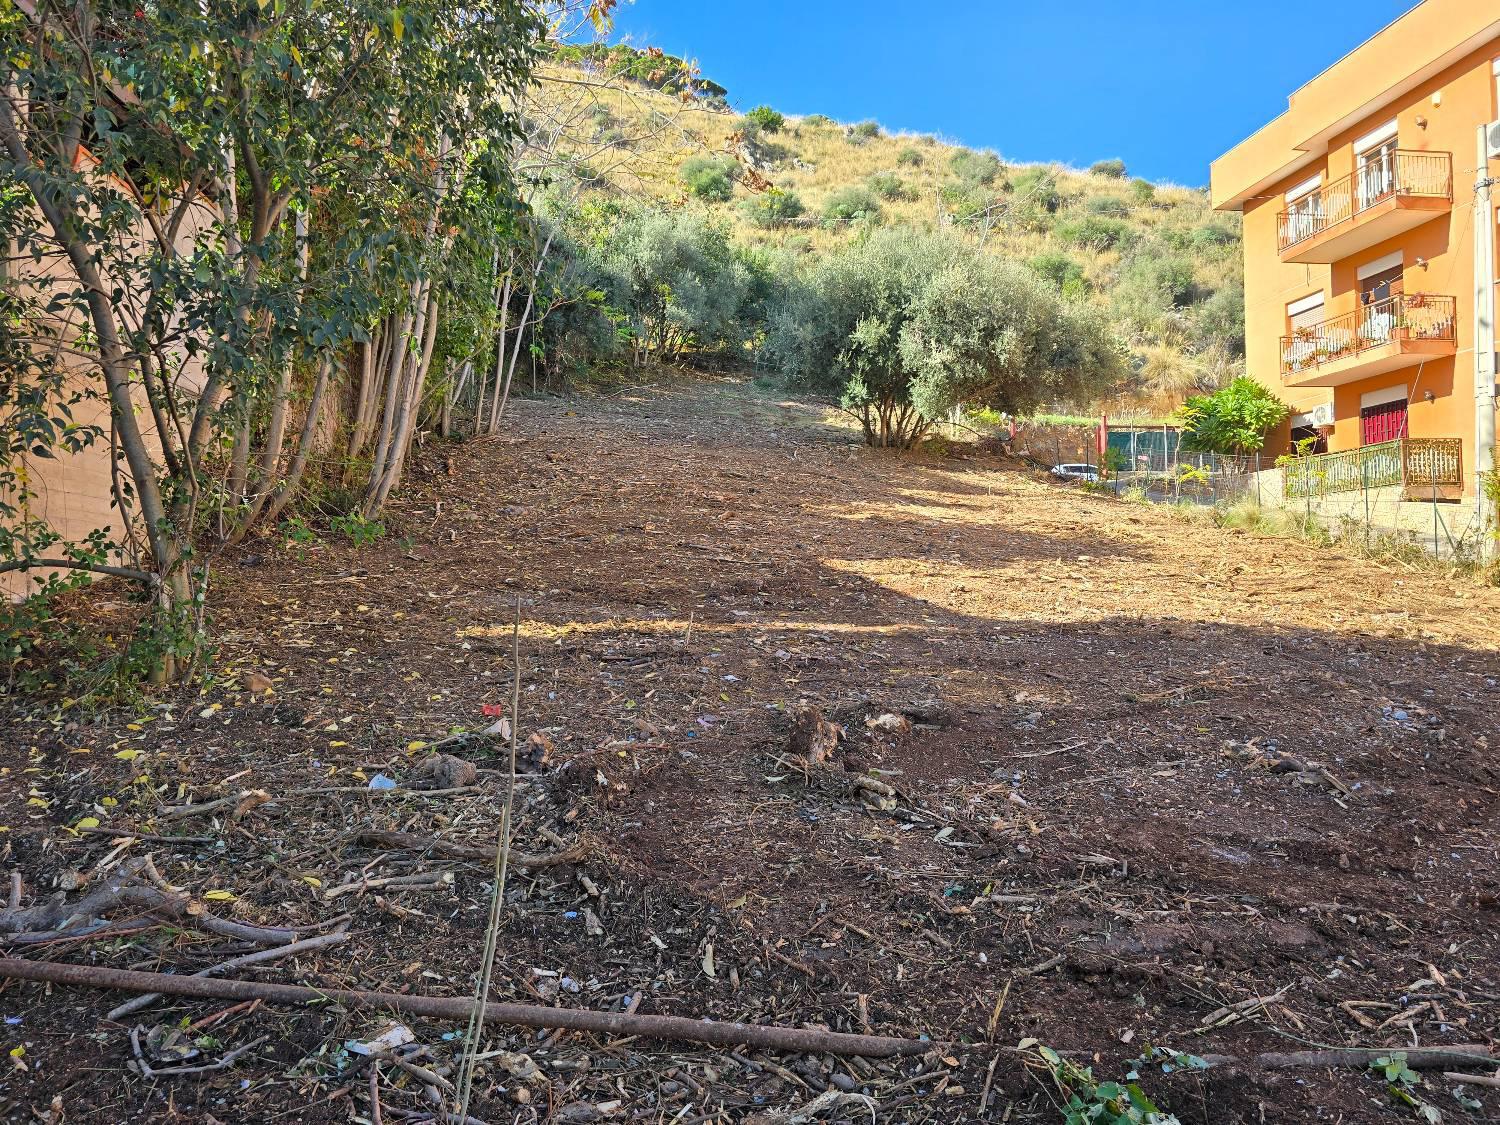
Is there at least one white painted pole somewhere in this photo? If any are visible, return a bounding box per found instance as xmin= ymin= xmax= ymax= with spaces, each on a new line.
xmin=1474 ymin=125 xmax=1497 ymax=556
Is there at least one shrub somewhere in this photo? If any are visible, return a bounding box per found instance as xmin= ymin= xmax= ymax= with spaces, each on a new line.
xmin=1090 ymin=157 xmax=1128 ymax=178
xmin=744 ymin=105 xmax=785 ymax=133
xmin=680 ymin=155 xmax=738 ymax=202
xmin=1028 ymin=250 xmax=1087 ymax=293
xmin=867 ymin=171 xmax=914 ymax=201
xmin=738 ymin=188 xmax=805 ymax=229
xmin=821 ymin=185 xmax=882 ymax=226
xmin=1130 ymin=177 xmax=1156 ymax=204
xmin=802 ymin=113 xmax=835 ymax=127
xmin=760 ymin=227 xmax=1127 ymax=449
xmin=940 ymin=182 xmax=996 ymax=226
xmin=847 ymin=120 xmax=882 ymax=143
xmin=896 ymin=147 xmax=924 ymax=167
xmin=1055 ymin=214 xmax=1132 ymax=250
xmin=330 ymin=512 xmax=386 ymax=547
xmin=949 ymin=148 xmax=1003 ymax=186
xmin=1084 ymin=194 xmax=1127 ymax=215
xmin=1010 ymin=166 xmax=1061 ymax=217
xmin=1193 ymin=284 xmax=1246 ymax=356
xmin=1111 ymin=248 xmax=1201 ymax=333
xmin=1190 ymin=218 xmax=1240 ymax=250
xmin=1178 ymin=376 xmax=1289 ymax=454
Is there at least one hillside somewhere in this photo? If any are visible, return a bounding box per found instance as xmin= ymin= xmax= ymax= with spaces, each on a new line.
xmin=533 ymin=54 xmax=1245 ymax=415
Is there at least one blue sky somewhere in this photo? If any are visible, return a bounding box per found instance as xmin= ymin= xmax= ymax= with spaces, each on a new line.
xmin=609 ymin=0 xmax=1425 ymax=186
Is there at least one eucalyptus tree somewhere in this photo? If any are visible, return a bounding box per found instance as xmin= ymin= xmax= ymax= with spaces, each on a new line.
xmin=1 ymin=0 xmax=541 ymax=678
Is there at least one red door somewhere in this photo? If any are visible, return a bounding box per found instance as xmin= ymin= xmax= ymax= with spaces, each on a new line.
xmin=1360 ymin=399 xmax=1408 ymax=444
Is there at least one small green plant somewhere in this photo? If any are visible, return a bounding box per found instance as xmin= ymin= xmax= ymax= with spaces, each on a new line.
xmin=1022 ymin=1040 xmax=1182 ymax=1124
xmin=821 ymin=185 xmax=882 ymax=227
xmin=738 ymin=188 xmax=805 ymax=229
xmin=330 ymin=513 xmax=387 ymax=547
xmin=1090 ymin=157 xmax=1128 ymax=178
xmin=866 ymin=171 xmax=913 ymax=201
xmin=1100 ymin=447 xmax=1128 ymax=480
xmin=1129 ymin=178 xmax=1156 ymax=204
xmin=680 ymin=155 xmax=738 ymax=202
xmin=1029 ymin=250 xmax=1087 ymax=295
xmin=744 ymin=105 xmax=784 ymax=133
xmin=279 ymin=516 xmax=320 ymax=558
xmin=846 ymin=120 xmax=881 ymax=143
xmin=1370 ymin=1053 xmax=1443 ymax=1123
xmin=896 ymin=147 xmax=923 ymax=167
xmin=1055 ymin=214 xmax=1132 ymax=251
xmin=949 ymin=148 xmax=1003 ymax=186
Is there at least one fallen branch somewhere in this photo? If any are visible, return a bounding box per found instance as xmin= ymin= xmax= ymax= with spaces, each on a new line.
xmin=1444 ymin=1072 xmax=1500 ymax=1089
xmin=770 ymin=1088 xmax=878 ymax=1123
xmin=157 ymin=790 xmax=272 ymax=822
xmin=1200 ymin=1045 xmax=1497 ymax=1071
xmin=2 ymin=860 xmax=307 ymax=948
xmin=128 ymin=1025 xmax=268 ymax=1079
xmin=324 ymin=872 xmax=454 ymax=901
xmin=354 ymin=830 xmax=586 ymax=869
xmin=0 ymin=958 xmax=934 ymax=1058
xmin=72 ymin=827 xmax=217 ymax=845
xmin=107 ymin=929 xmax=350 ymax=1021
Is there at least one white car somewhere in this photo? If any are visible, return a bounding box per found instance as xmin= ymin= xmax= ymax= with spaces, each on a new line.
xmin=1050 ymin=462 xmax=1101 ymax=483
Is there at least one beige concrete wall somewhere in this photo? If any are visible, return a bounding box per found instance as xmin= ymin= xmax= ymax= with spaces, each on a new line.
xmin=1248 ymin=466 xmax=1482 ymax=555
xmin=3 ymin=190 xmax=215 ymax=600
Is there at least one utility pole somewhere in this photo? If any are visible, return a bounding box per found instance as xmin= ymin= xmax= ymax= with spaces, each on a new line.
xmin=1475 ymin=125 xmax=1497 ymax=557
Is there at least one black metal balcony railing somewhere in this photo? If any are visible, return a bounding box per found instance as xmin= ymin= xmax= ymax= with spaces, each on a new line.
xmin=1276 ymin=150 xmax=1452 ymax=253
xmin=1283 ymin=437 xmax=1463 ymax=498
xmin=1280 ymin=293 xmax=1456 ymax=378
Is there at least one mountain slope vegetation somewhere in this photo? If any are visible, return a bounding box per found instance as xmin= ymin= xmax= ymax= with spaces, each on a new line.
xmin=531 ymin=49 xmax=1244 ymax=416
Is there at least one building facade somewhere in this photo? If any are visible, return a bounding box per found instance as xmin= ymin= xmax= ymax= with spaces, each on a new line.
xmin=1211 ymin=0 xmax=1499 ymax=506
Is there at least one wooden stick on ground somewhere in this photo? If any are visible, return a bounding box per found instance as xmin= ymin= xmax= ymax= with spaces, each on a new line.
xmin=0 ymin=959 xmax=933 ymax=1059
xmin=354 ymin=830 xmax=586 ymax=869
xmin=1200 ymin=1045 xmax=1498 ymax=1071
xmin=106 ymin=929 xmax=350 ymax=1021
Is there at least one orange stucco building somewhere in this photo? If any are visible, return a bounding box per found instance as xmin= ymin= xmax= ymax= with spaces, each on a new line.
xmin=1211 ymin=0 xmax=1499 ymax=504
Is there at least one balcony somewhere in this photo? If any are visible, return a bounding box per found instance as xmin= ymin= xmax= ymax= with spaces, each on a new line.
xmin=1276 ymin=151 xmax=1452 ymax=263
xmin=1280 ymin=293 xmax=1457 ymax=387
xmin=1283 ymin=437 xmax=1463 ymax=498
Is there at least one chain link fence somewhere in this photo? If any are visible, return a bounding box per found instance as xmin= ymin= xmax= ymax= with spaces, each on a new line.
xmin=1011 ymin=422 xmax=1492 ymax=563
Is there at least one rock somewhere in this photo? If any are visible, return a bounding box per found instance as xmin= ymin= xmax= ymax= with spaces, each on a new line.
xmin=865 ymin=712 xmax=912 ymax=735
xmin=413 ymin=754 xmax=478 ymax=790
xmin=243 ymin=670 xmax=275 ymax=694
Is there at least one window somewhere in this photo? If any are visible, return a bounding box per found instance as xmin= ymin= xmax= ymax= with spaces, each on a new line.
xmin=1358 ymin=251 xmax=1404 ymax=306
xmin=1283 ymin=174 xmax=1324 ymax=243
xmin=1287 ymin=292 xmax=1325 ymax=333
xmin=1354 ymin=120 xmax=1398 ymax=209
xmin=1283 ymin=292 xmax=1326 ymax=371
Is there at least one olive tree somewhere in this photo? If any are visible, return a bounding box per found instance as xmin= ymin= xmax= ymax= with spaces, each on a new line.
xmin=763 ymin=228 xmax=1126 ymax=448
xmin=600 ymin=209 xmax=753 ymax=363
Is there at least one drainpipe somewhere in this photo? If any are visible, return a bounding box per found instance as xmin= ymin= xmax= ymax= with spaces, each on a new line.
xmin=1475 ymin=125 xmax=1497 ymax=556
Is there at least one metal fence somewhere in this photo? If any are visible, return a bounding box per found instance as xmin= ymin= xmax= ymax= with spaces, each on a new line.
xmin=1283 ymin=438 xmax=1463 ymax=498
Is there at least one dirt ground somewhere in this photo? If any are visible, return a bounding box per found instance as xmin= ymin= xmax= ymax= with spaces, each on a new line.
xmin=3 ymin=374 xmax=1500 ymax=1125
